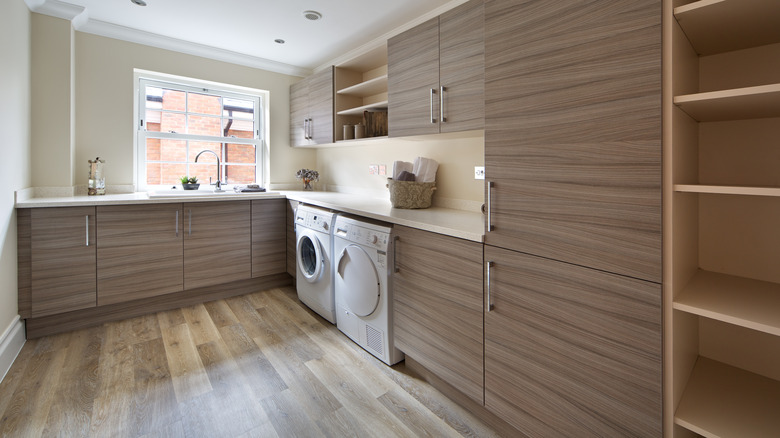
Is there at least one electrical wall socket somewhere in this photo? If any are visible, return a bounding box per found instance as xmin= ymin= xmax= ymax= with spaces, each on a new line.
xmin=474 ymin=166 xmax=485 ymax=180
xmin=369 ymin=164 xmax=379 ymax=175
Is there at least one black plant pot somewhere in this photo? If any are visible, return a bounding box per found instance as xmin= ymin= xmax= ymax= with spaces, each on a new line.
xmin=182 ymin=183 xmax=200 ymax=190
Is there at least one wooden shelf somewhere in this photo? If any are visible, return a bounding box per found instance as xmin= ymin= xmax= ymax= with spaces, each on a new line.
xmin=336 ymin=101 xmax=388 ymax=116
xmin=675 ymin=357 xmax=780 ymax=438
xmin=674 ymin=184 xmax=780 ymax=197
xmin=674 ymin=270 xmax=780 ymax=337
xmin=337 ymin=75 xmax=388 ymax=97
xmin=673 ymin=84 xmax=780 ymax=121
xmin=674 ymin=0 xmax=780 ymax=56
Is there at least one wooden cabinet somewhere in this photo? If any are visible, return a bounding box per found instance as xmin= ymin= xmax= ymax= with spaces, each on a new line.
xmin=392 ymin=226 xmax=484 ymax=404
xmin=484 ymin=0 xmax=662 ymax=284
xmin=286 ymin=200 xmax=299 ymax=277
xmin=388 ymin=0 xmax=484 ymax=137
xmin=484 ymin=245 xmax=662 ymax=437
xmin=289 ymin=67 xmax=334 ymax=146
xmin=96 ymin=204 xmax=183 ymax=306
xmin=183 ymin=201 xmax=251 ymax=289
xmin=667 ymin=1 xmax=780 ymax=436
xmin=26 ymin=207 xmax=96 ymax=318
xmin=251 ymin=199 xmax=286 ymax=278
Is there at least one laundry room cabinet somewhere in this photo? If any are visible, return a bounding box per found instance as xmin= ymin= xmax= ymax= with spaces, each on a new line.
xmin=392 ymin=225 xmax=484 ymax=404
xmin=387 ymin=0 xmax=484 ymax=137
xmin=483 ymin=0 xmax=663 ymax=435
xmin=290 ymin=67 xmax=334 ymax=146
xmin=251 ymin=198 xmax=287 ymax=278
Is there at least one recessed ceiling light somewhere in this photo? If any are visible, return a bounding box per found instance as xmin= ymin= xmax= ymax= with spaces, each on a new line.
xmin=303 ymin=10 xmax=322 ymax=21
xmin=274 ymin=39 xmax=285 ymax=44
xmin=131 ymin=0 xmax=147 ymax=6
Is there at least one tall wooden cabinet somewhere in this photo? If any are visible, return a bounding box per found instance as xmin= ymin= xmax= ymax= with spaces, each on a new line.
xmin=289 ymin=67 xmax=334 ymax=146
xmin=483 ymin=0 xmax=663 ymax=435
xmin=666 ymin=0 xmax=780 ymax=436
xmin=392 ymin=226 xmax=484 ymax=404
xmin=387 ymin=0 xmax=484 ymax=137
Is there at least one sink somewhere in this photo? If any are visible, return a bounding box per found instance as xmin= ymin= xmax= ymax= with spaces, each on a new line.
xmin=147 ymin=189 xmax=279 ymax=199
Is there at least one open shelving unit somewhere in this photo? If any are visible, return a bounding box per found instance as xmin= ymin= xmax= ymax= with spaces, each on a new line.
xmin=666 ymin=0 xmax=780 ymax=436
xmin=334 ymin=46 xmax=388 ymax=142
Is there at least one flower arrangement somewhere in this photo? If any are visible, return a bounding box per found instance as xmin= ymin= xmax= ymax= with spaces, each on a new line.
xmin=296 ymin=168 xmax=319 ymax=191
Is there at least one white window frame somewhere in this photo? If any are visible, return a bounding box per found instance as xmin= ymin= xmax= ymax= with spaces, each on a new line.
xmin=133 ymin=70 xmax=270 ymax=191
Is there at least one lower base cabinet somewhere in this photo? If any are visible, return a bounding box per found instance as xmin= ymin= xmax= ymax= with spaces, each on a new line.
xmin=251 ymin=199 xmax=287 ymax=278
xmin=484 ymin=245 xmax=662 ymax=437
xmin=392 ymin=225 xmax=484 ymax=404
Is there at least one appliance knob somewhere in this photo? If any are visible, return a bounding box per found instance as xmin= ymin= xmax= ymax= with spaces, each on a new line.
xmin=323 ymin=222 xmax=329 ymax=231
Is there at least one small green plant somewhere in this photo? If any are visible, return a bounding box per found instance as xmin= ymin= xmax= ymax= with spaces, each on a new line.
xmin=180 ymin=176 xmax=198 ymax=184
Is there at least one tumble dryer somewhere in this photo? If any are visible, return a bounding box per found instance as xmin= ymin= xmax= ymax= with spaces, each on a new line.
xmin=333 ymin=215 xmax=403 ymax=365
xmin=295 ymin=205 xmax=337 ymax=324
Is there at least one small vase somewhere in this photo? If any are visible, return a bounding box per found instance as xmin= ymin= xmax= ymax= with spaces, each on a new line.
xmin=302 ymin=179 xmax=313 ymax=191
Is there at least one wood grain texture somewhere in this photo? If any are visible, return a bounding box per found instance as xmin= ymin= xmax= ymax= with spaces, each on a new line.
xmin=251 ymin=199 xmax=286 ymax=278
xmin=30 ymin=207 xmax=96 ymax=318
xmin=392 ymin=225 xmax=484 ymax=405
xmin=289 ymin=78 xmax=309 ymax=147
xmin=184 ymin=201 xmax=251 ymax=289
xmin=484 ymin=0 xmax=662 ymax=283
xmin=0 ymin=286 xmax=504 ymax=437
xmin=96 ymin=204 xmax=184 ymax=306
xmin=308 ymin=66 xmax=335 ymax=145
xmin=16 ymin=208 xmax=31 ymax=319
xmin=286 ymin=200 xmax=298 ymax=278
xmin=438 ymin=0 xmax=485 ymax=133
xmin=484 ymin=245 xmax=662 ymax=437
xmin=388 ymin=16 xmax=441 ymax=137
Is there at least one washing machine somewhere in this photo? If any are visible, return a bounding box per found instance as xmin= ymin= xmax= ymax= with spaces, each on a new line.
xmin=333 ymin=215 xmax=404 ymax=365
xmin=295 ymin=205 xmax=337 ymax=324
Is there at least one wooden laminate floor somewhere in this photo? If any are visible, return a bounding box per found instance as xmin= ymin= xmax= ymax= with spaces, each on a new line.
xmin=0 ymin=286 xmax=499 ymax=437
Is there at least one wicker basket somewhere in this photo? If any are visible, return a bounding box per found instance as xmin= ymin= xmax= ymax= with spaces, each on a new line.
xmin=386 ymin=178 xmax=436 ymax=209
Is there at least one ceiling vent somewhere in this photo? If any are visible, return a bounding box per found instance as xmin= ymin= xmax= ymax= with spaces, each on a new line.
xmin=303 ymin=10 xmax=322 ymax=21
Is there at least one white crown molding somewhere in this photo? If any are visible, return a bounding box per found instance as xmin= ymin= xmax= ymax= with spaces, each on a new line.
xmin=26 ymin=0 xmax=311 ymax=77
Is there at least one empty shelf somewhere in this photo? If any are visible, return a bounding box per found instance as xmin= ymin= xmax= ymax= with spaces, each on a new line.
xmin=673 ymin=84 xmax=780 ymax=122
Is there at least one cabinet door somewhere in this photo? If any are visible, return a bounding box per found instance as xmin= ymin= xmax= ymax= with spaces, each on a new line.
xmin=290 ymin=78 xmax=309 ymax=147
xmin=484 ymin=245 xmax=661 ymax=437
xmin=251 ymin=199 xmax=286 ymax=278
xmin=439 ymin=0 xmax=484 ymax=133
xmin=30 ymin=207 xmax=96 ymax=317
xmin=388 ymin=17 xmax=441 ymax=137
xmin=96 ymin=204 xmax=183 ymax=305
xmin=484 ymin=0 xmax=662 ymax=283
xmin=183 ymin=201 xmax=251 ymax=289
xmin=392 ymin=226 xmax=484 ymax=404
xmin=308 ymin=67 xmax=334 ymax=145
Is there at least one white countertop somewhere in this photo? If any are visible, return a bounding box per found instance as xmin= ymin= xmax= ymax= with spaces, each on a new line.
xmin=16 ymin=190 xmax=485 ymax=242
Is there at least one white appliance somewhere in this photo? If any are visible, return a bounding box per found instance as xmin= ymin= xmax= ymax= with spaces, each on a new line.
xmin=333 ymin=215 xmax=404 ymax=365
xmin=295 ymin=205 xmax=337 ymax=324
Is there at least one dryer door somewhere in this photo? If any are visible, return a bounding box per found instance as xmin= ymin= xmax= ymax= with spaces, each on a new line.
xmin=336 ymin=244 xmax=380 ymax=317
xmin=297 ymin=232 xmax=323 ymax=283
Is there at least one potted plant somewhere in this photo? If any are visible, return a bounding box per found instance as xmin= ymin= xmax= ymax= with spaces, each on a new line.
xmin=180 ymin=176 xmax=200 ymax=190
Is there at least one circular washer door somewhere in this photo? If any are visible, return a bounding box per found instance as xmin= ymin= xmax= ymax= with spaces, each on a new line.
xmin=297 ymin=233 xmax=323 ymax=283
xmin=337 ymin=244 xmax=380 ymax=317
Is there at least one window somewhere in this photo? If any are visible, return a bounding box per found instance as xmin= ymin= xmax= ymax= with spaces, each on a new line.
xmin=136 ymin=74 xmax=267 ymax=190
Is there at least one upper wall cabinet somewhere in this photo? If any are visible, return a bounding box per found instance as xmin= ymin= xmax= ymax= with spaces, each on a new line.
xmin=290 ymin=67 xmax=334 ymax=147
xmin=388 ymin=0 xmax=484 ymax=137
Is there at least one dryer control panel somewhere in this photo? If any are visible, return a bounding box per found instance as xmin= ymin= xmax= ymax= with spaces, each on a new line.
xmin=333 ymin=218 xmax=392 ymax=252
xmin=295 ymin=206 xmax=335 ymax=234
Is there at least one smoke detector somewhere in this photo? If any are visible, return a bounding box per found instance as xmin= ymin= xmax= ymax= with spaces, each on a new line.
xmin=303 ymin=10 xmax=322 ymax=21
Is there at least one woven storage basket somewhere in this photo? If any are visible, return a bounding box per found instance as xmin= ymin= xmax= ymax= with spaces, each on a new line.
xmin=387 ymin=178 xmax=436 ymax=209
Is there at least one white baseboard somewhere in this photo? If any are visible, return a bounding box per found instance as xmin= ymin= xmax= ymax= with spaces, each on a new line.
xmin=0 ymin=316 xmax=26 ymax=383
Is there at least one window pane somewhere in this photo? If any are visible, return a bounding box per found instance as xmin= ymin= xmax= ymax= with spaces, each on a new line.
xmin=146 ymin=162 xmax=162 ymax=185
xmin=225 ymin=165 xmax=255 ymax=184
xmin=145 ymin=110 xmax=185 ymax=133
xmin=146 ymin=138 xmax=161 ymax=161
xmin=223 ymin=118 xmax=254 ymax=138
xmin=187 ymin=114 xmax=222 ymax=137
xmin=188 ymin=141 xmax=222 ymax=162
xmin=162 ymin=164 xmax=187 ymax=185
xmin=161 ymin=88 xmax=186 ymax=111
xmin=224 ymin=97 xmax=254 ymax=114
xmin=225 ymin=143 xmax=256 ymax=165
xmin=189 ymin=92 xmax=221 ymax=115
xmin=159 ymin=139 xmax=186 ymax=162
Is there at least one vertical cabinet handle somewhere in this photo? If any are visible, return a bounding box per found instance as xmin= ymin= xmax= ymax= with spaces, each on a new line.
xmin=430 ymin=88 xmax=437 ymax=124
xmin=85 ymin=215 xmax=90 ymax=246
xmin=188 ymin=209 xmax=192 ymax=236
xmin=487 ymin=181 xmax=494 ymax=232
xmin=303 ymin=118 xmax=309 ymax=140
xmin=440 ymin=86 xmax=446 ymax=123
xmin=393 ymin=235 xmax=400 ymax=273
xmin=175 ymin=210 xmax=179 ymax=237
xmin=486 ymin=261 xmax=494 ymax=311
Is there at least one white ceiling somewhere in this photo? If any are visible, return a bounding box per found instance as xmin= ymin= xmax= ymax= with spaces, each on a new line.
xmin=26 ymin=0 xmax=462 ymax=76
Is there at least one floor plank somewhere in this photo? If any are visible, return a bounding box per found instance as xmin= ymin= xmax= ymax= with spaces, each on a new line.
xmin=0 ymin=285 xmax=502 ymax=438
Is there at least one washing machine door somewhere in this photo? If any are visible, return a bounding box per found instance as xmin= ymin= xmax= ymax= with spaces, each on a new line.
xmin=297 ymin=232 xmax=324 ymax=283
xmin=337 ymin=244 xmax=380 ymax=317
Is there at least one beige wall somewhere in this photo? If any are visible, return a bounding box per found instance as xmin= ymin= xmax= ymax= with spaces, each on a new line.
xmin=0 ymin=1 xmax=32 ymax=339
xmin=316 ymin=133 xmax=484 ymax=207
